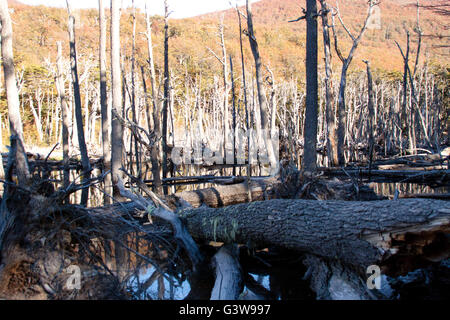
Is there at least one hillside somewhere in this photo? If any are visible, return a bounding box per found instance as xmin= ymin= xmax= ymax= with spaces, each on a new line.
xmin=200 ymin=0 xmax=449 ymax=72
xmin=6 ymin=0 xmax=449 ymax=79
xmin=1 ymin=0 xmax=448 ymax=145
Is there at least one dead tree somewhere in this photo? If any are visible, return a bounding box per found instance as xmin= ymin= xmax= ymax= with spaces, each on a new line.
xmin=162 ymin=0 xmax=170 ymax=195
xmin=99 ymin=0 xmax=111 ymax=204
xmin=144 ymin=5 xmax=162 ymax=194
xmin=110 ymin=0 xmax=124 ymax=199
xmin=0 ymin=0 xmax=30 ymax=186
xmin=304 ymin=0 xmax=319 ymax=171
xmin=56 ymin=42 xmax=70 ymax=190
xmin=319 ymin=0 xmax=338 ymax=167
xmin=206 ymin=16 xmax=230 ymax=166
xmin=66 ymin=0 xmax=91 ymax=206
xmin=364 ymin=60 xmax=376 ymax=171
xmin=332 ymin=0 xmax=378 ymax=165
xmin=246 ymin=0 xmax=278 ymax=175
xmin=236 ymin=5 xmax=252 ymax=200
xmin=130 ymin=0 xmax=140 ymax=179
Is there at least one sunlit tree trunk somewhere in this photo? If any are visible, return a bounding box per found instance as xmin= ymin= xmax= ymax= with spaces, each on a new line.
xmin=99 ymin=0 xmax=111 ymax=204
xmin=110 ymin=0 xmax=124 ymax=198
xmin=319 ymin=0 xmax=338 ymax=167
xmin=246 ymin=0 xmax=278 ymax=175
xmin=0 ymin=0 xmax=30 ymax=185
xmin=56 ymin=41 xmax=71 ymax=190
xmin=145 ymin=5 xmax=162 ymax=194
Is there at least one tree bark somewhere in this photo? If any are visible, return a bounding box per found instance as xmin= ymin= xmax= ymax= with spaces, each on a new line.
xmin=303 ymin=0 xmax=318 ymax=172
xmin=56 ymin=41 xmax=70 ymax=190
xmin=180 ymin=199 xmax=450 ymax=276
xmin=99 ymin=0 xmax=111 ymax=204
xmin=364 ymin=60 xmax=376 ymax=170
xmin=145 ymin=5 xmax=162 ymax=195
xmin=162 ymin=0 xmax=170 ymax=195
xmin=165 ymin=177 xmax=280 ymax=209
xmin=0 ymin=0 xmax=30 ymax=185
xmin=210 ymin=245 xmax=242 ymax=300
xmin=110 ymin=0 xmax=123 ymax=199
xmin=319 ymin=1 xmax=338 ymax=167
xmin=66 ymin=1 xmax=91 ymax=206
xmin=246 ymin=0 xmax=278 ymax=175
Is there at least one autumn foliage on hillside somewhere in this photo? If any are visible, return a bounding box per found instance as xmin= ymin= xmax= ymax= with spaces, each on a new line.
xmin=0 ymin=0 xmax=448 ymax=146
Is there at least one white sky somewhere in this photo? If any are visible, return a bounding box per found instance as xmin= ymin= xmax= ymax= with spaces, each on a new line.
xmin=19 ymin=0 xmax=260 ymax=18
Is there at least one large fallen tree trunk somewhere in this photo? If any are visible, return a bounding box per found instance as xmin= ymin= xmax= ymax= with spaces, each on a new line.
xmin=94 ymin=197 xmax=449 ymax=277
xmin=178 ymin=199 xmax=450 ymax=276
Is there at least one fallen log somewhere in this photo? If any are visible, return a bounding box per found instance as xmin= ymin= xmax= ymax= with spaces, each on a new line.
xmin=210 ymin=245 xmax=242 ymax=300
xmin=398 ymin=193 xmax=450 ymax=200
xmin=319 ymin=168 xmax=449 ymax=186
xmin=165 ymin=177 xmax=280 ymax=209
xmin=179 ymin=199 xmax=450 ymax=276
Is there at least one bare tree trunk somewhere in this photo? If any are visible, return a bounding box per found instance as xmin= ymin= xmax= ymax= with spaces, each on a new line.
xmin=66 ymin=1 xmax=91 ymax=206
xmin=130 ymin=0 xmax=140 ymax=179
xmin=162 ymin=0 xmax=170 ymax=195
xmin=320 ymin=0 xmax=338 ymax=167
xmin=145 ymin=5 xmax=162 ymax=194
xmin=230 ymin=55 xmax=237 ymax=177
xmin=236 ymin=6 xmax=252 ymax=200
xmin=56 ymin=42 xmax=70 ymax=190
xmin=303 ymin=0 xmax=318 ymax=172
xmin=110 ymin=0 xmax=124 ymax=199
xmin=29 ymin=94 xmax=43 ymax=142
xmin=99 ymin=0 xmax=111 ymax=204
xmin=364 ymin=60 xmax=376 ymax=172
xmin=246 ymin=0 xmax=278 ymax=175
xmin=0 ymin=0 xmax=30 ymax=185
xmin=219 ymin=19 xmax=230 ymax=165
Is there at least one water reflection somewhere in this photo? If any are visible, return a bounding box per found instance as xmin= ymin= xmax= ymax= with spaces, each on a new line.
xmin=128 ymin=265 xmax=191 ymax=300
xmin=370 ymin=182 xmax=449 ymax=198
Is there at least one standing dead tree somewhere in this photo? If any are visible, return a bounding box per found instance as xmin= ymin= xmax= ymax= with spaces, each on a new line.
xmin=162 ymin=0 xmax=171 ymax=195
xmin=289 ymin=1 xmax=319 ymax=172
xmin=56 ymin=42 xmax=71 ymax=190
xmin=206 ymin=16 xmax=230 ymax=167
xmin=363 ymin=60 xmax=375 ymax=172
xmin=111 ymin=0 xmax=124 ymax=199
xmin=331 ymin=0 xmax=378 ymax=166
xmin=319 ymin=0 xmax=338 ymax=167
xmin=0 ymin=0 xmax=30 ymax=186
xmin=236 ymin=5 xmax=252 ymax=200
xmin=99 ymin=0 xmax=111 ymax=204
xmin=246 ymin=0 xmax=278 ymax=175
xmin=394 ymin=1 xmax=432 ymax=154
xmin=304 ymin=0 xmax=319 ymax=172
xmin=66 ymin=0 xmax=91 ymax=206
xmin=144 ymin=4 xmax=162 ymax=195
